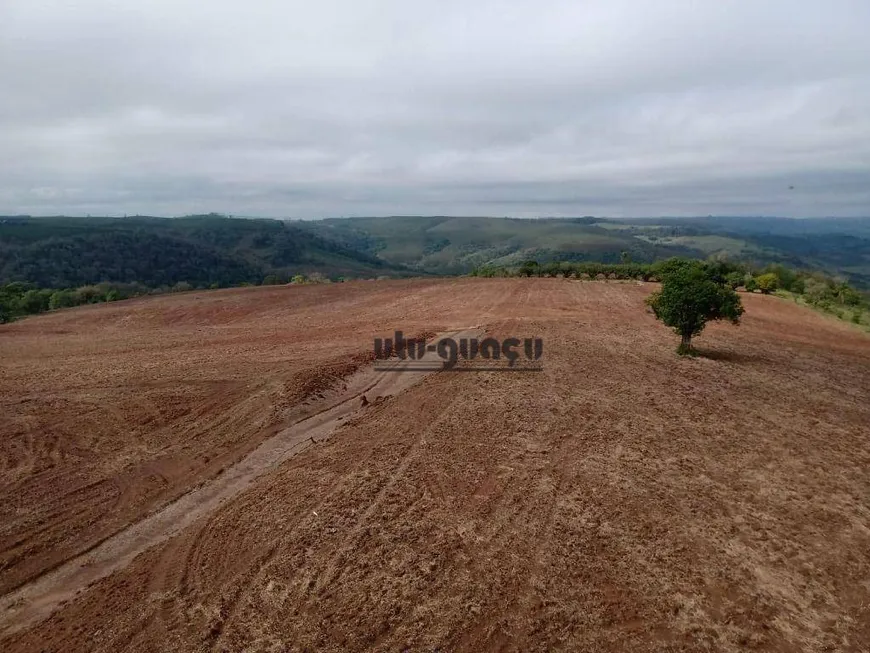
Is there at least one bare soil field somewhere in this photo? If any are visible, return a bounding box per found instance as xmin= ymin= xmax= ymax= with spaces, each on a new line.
xmin=1 ymin=278 xmax=869 ymax=652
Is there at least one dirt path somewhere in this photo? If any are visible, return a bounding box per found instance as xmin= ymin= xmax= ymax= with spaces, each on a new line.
xmin=0 ymin=329 xmax=481 ymax=635
xmin=0 ymin=278 xmax=502 ymax=596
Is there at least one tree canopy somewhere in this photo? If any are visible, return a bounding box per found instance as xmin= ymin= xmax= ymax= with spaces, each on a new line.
xmin=647 ymin=261 xmax=745 ymax=355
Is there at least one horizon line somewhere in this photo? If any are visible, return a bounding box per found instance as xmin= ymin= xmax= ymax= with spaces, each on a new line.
xmin=3 ymin=213 xmax=869 ymax=221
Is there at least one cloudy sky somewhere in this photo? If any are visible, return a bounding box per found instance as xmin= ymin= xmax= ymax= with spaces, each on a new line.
xmin=2 ymin=1 xmax=869 ymax=218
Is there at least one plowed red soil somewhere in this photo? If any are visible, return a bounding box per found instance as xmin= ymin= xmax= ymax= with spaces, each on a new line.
xmin=1 ymin=278 xmax=868 ymax=652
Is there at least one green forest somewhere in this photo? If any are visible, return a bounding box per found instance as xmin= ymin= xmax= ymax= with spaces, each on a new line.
xmin=0 ymin=214 xmax=409 ymax=289
xmin=1 ymin=214 xmax=868 ymax=324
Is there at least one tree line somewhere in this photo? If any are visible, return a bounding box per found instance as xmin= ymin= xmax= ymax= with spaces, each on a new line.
xmin=0 ymin=273 xmax=341 ymax=324
xmin=471 ymin=258 xmax=868 ymax=325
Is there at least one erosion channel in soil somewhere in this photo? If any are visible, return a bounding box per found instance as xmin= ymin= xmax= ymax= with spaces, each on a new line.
xmin=0 ymin=329 xmax=481 ymax=635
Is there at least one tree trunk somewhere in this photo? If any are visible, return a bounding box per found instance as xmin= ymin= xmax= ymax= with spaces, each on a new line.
xmin=677 ymin=332 xmax=693 ymax=355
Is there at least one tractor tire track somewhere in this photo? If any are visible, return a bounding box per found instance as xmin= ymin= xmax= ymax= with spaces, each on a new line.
xmin=0 ymin=330 xmax=481 ymax=635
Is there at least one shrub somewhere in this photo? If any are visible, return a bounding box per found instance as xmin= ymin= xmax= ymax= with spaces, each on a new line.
xmin=19 ymin=289 xmax=52 ymax=314
xmin=755 ymin=273 xmax=779 ymax=294
xmin=472 ymin=266 xmax=499 ymax=278
xmin=803 ymin=278 xmax=832 ymax=305
xmin=519 ymin=260 xmax=539 ymax=277
xmin=48 ymin=290 xmax=77 ymax=310
xmin=761 ymin=264 xmax=798 ymax=292
xmin=835 ymin=283 xmax=862 ymax=306
xmin=75 ymin=285 xmax=104 ymax=303
xmin=725 ymin=271 xmax=744 ymax=290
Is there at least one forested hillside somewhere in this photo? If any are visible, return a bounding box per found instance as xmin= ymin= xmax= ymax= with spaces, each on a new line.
xmin=2 ymin=214 xmax=869 ymax=290
xmin=0 ymin=215 xmax=409 ymax=288
xmin=308 ymin=215 xmax=870 ymax=286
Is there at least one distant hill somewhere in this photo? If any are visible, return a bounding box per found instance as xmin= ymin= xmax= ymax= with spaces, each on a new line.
xmin=0 ymin=215 xmax=411 ymax=288
xmin=2 ymin=214 xmax=868 ymax=290
xmin=307 ymin=216 xmax=699 ymax=273
xmin=306 ymin=216 xmax=870 ymax=287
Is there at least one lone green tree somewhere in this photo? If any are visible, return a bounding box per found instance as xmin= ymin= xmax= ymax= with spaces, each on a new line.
xmin=647 ymin=263 xmax=745 ymax=355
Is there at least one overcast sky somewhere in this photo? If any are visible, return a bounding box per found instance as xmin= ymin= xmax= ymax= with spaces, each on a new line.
xmin=2 ymin=1 xmax=869 ymax=218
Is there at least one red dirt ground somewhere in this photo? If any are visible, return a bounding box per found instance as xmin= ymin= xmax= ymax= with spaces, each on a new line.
xmin=1 ymin=278 xmax=868 ymax=651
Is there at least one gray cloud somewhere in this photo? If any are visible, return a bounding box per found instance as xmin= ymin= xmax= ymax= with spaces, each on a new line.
xmin=1 ymin=0 xmax=869 ymax=217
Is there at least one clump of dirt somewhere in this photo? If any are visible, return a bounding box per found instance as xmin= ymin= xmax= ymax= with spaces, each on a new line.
xmin=285 ymin=353 xmax=376 ymax=402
